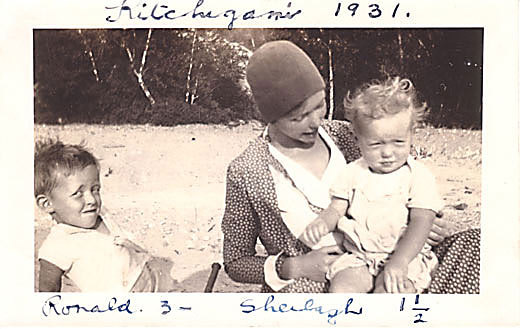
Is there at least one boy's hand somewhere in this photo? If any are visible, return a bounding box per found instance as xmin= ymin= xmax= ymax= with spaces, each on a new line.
xmin=113 ymin=236 xmax=148 ymax=253
xmin=383 ymin=258 xmax=409 ymax=293
xmin=300 ymin=218 xmax=330 ymax=247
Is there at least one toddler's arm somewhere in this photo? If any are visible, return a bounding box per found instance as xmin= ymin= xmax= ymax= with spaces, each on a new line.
xmin=300 ymin=197 xmax=349 ymax=247
xmin=383 ymin=207 xmax=435 ymax=292
xmin=38 ymin=259 xmax=64 ymax=292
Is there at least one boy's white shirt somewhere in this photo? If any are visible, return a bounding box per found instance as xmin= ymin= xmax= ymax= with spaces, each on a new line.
xmin=263 ymin=128 xmax=444 ymax=291
xmin=331 ymin=156 xmax=444 ymax=218
xmin=326 ymin=156 xmax=443 ymax=289
xmin=264 ymin=127 xmax=347 ymax=291
xmin=38 ymin=215 xmax=149 ymax=292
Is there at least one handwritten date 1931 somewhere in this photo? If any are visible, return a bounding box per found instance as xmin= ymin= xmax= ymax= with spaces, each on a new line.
xmin=334 ymin=2 xmax=410 ymax=19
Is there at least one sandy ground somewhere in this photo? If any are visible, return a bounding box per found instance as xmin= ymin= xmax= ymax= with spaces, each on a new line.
xmin=34 ymin=122 xmax=481 ymax=292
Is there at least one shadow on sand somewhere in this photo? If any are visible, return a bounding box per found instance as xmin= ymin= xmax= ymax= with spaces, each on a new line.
xmin=169 ymin=265 xmax=261 ymax=293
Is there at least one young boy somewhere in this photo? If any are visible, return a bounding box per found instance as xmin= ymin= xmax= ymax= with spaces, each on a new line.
xmin=301 ymin=77 xmax=443 ymax=293
xmin=35 ymin=139 xmax=175 ymax=292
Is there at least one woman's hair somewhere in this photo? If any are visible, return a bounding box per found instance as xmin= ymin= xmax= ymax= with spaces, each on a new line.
xmin=34 ymin=138 xmax=99 ymax=196
xmin=343 ymin=77 xmax=427 ymax=132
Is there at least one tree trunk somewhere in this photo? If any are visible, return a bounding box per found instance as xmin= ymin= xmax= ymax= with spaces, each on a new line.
xmin=77 ymin=29 xmax=100 ymax=82
xmin=397 ymin=30 xmax=404 ymax=70
xmin=327 ymin=45 xmax=335 ymax=120
xmin=185 ymin=29 xmax=197 ymax=103
xmin=124 ymin=28 xmax=156 ymax=106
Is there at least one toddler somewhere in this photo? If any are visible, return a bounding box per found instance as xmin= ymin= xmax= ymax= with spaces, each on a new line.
xmin=301 ymin=77 xmax=443 ymax=293
xmin=35 ymin=139 xmax=175 ymax=292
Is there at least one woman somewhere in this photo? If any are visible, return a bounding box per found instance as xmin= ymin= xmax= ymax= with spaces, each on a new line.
xmin=221 ymin=40 xmax=479 ymax=293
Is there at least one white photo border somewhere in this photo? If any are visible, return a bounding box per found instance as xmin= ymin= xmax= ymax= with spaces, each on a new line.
xmin=1 ymin=0 xmax=519 ymax=327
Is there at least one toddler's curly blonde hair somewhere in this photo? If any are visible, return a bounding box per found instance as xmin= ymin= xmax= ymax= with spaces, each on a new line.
xmin=343 ymin=77 xmax=427 ymax=132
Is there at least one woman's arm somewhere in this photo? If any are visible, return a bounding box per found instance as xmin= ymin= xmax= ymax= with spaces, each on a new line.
xmin=221 ymin=164 xmax=267 ymax=284
xmin=279 ymin=245 xmax=344 ymax=282
xmin=384 ymin=208 xmax=435 ymax=292
xmin=38 ymin=259 xmax=64 ymax=292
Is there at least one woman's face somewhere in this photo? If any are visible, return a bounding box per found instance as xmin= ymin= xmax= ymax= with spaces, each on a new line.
xmin=269 ymin=90 xmax=327 ymax=148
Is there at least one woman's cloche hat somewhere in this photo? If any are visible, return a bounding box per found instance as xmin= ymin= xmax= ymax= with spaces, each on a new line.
xmin=246 ymin=40 xmax=325 ymax=123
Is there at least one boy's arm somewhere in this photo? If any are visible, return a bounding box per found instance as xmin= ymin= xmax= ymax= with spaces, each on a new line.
xmin=384 ymin=208 xmax=435 ymax=292
xmin=322 ymin=197 xmax=349 ymax=229
xmin=408 ymin=160 xmax=446 ymax=246
xmin=38 ymin=259 xmax=64 ymax=292
xmin=300 ymin=198 xmax=349 ymax=247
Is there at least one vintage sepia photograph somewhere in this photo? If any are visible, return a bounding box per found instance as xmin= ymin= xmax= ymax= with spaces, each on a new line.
xmin=33 ymin=28 xmax=482 ymax=294
xmin=1 ymin=0 xmax=519 ymax=326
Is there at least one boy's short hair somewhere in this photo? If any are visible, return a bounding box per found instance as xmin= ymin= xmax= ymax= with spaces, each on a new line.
xmin=34 ymin=139 xmax=99 ymax=197
xmin=343 ymin=76 xmax=427 ymax=132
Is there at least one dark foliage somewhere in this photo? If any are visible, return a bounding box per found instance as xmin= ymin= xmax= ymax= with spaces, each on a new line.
xmin=34 ymin=28 xmax=482 ymax=128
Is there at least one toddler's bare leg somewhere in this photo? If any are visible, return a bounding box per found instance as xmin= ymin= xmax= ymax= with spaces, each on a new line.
xmin=329 ymin=266 xmax=373 ymax=293
xmin=373 ymin=271 xmax=416 ymax=293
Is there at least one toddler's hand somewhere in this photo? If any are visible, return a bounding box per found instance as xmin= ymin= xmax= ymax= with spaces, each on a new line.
xmin=300 ymin=218 xmax=330 ymax=247
xmin=383 ymin=258 xmax=409 ymax=293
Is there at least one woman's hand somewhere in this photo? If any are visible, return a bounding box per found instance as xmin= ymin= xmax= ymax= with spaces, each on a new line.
xmin=283 ymin=245 xmax=343 ymax=282
xmin=427 ymin=211 xmax=449 ymax=246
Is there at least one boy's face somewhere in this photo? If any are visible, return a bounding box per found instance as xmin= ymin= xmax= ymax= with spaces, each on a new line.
xmin=47 ymin=164 xmax=102 ymax=229
xmin=357 ymin=110 xmax=412 ymax=174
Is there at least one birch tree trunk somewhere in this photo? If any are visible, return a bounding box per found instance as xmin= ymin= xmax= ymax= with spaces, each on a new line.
xmin=397 ymin=30 xmax=404 ymax=70
xmin=124 ymin=28 xmax=155 ymax=106
xmin=185 ymin=29 xmax=197 ymax=103
xmin=190 ymin=62 xmax=202 ymax=105
xmin=77 ymin=29 xmax=100 ymax=82
xmin=327 ymin=44 xmax=335 ymax=120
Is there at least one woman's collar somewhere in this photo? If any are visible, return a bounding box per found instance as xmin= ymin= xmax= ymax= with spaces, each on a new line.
xmin=267 ymin=126 xmax=347 ymax=209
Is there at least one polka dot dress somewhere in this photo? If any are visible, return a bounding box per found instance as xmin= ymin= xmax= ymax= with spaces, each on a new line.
xmin=221 ymin=120 xmax=480 ymax=294
xmin=222 ymin=120 xmax=360 ymax=292
xmin=428 ymin=228 xmax=480 ymax=294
